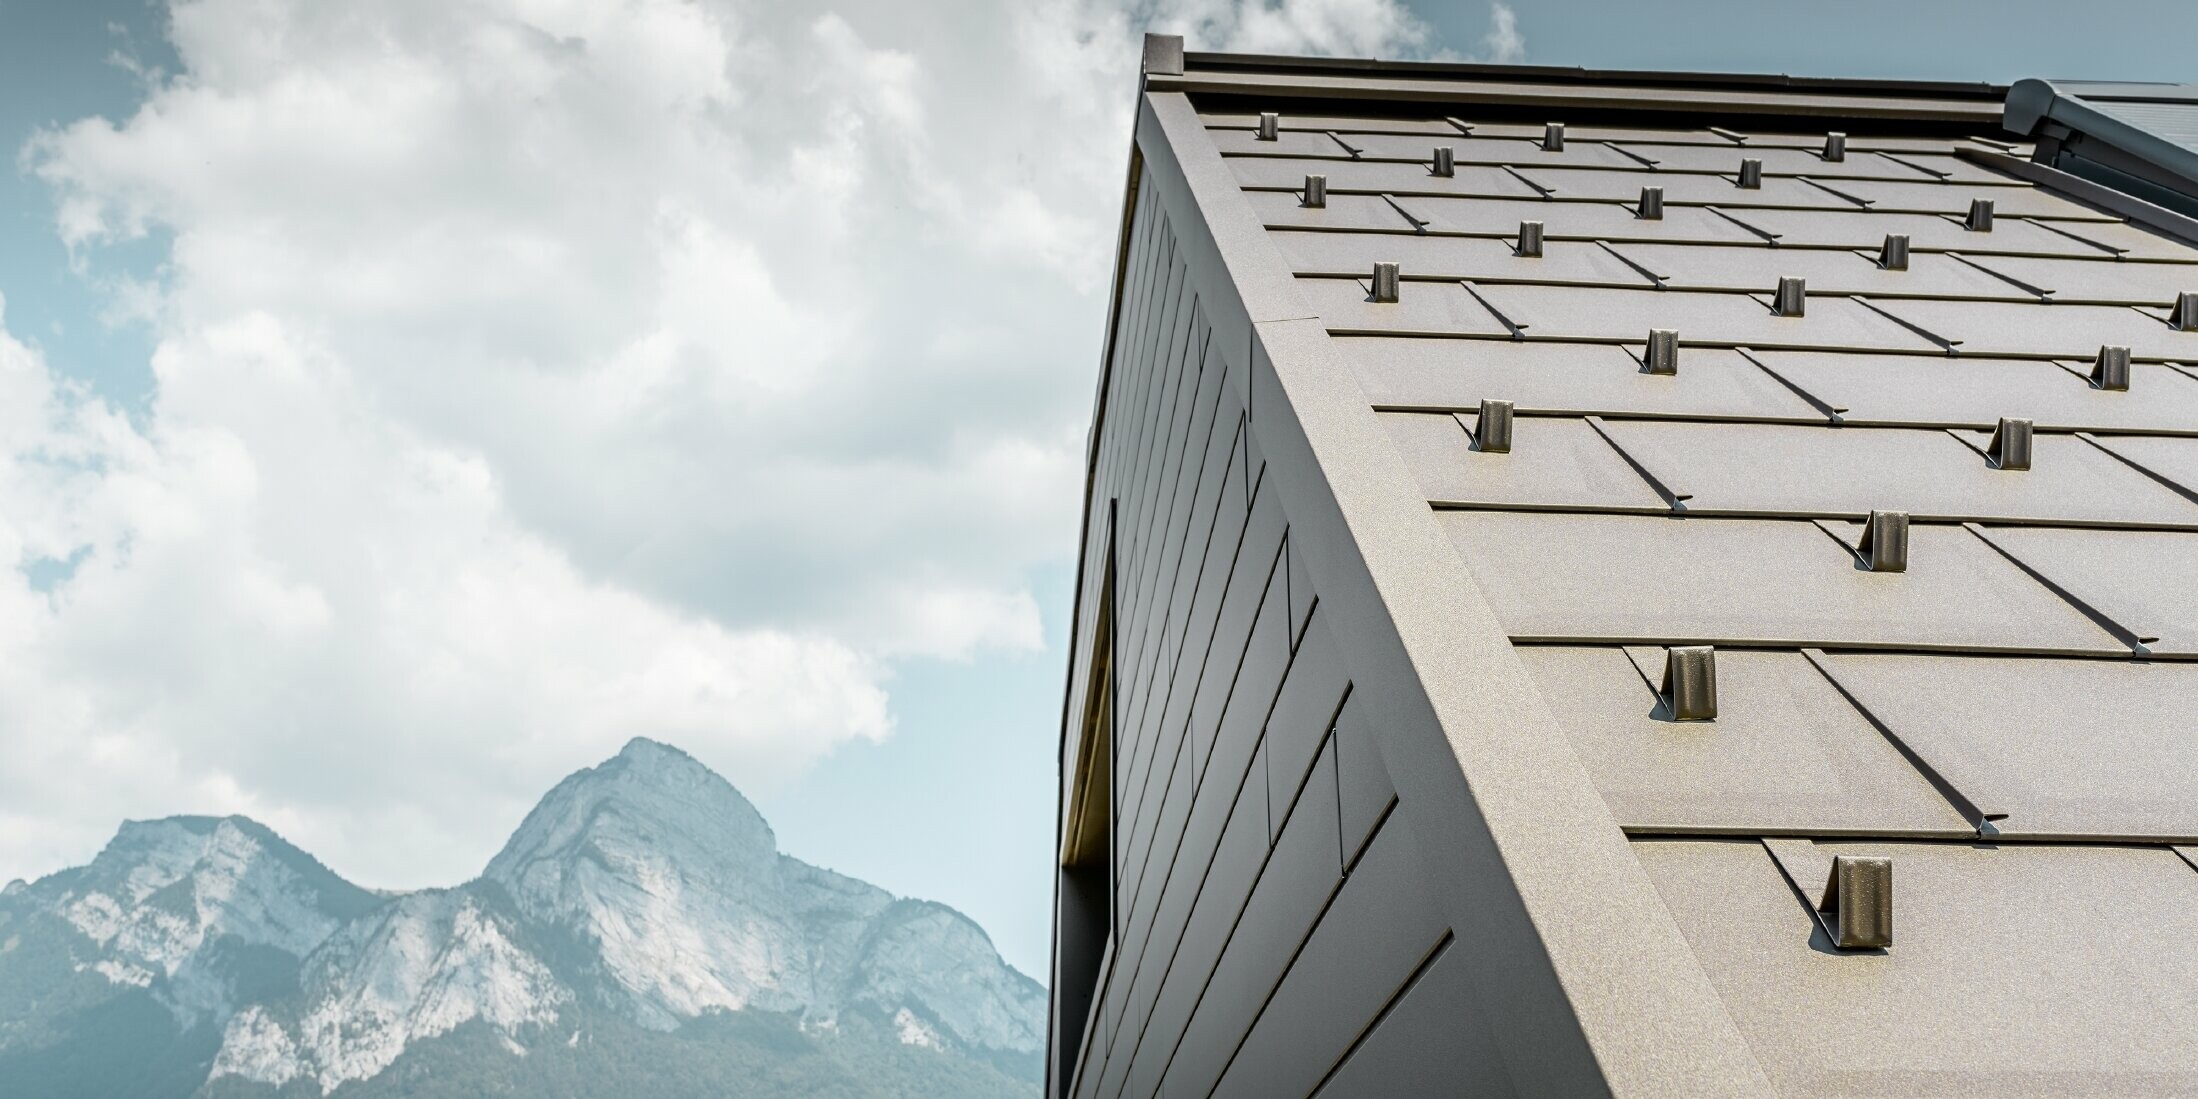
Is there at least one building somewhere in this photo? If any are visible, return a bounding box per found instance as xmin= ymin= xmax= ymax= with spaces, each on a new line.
xmin=1047 ymin=37 xmax=2198 ymax=1099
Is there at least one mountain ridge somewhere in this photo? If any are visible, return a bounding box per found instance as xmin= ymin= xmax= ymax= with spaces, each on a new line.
xmin=0 ymin=738 xmax=1042 ymax=1098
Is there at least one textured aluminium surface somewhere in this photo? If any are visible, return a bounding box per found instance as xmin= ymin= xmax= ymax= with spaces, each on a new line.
xmin=1057 ymin=47 xmax=2198 ymax=1099
xmin=1191 ymin=84 xmax=2198 ymax=1094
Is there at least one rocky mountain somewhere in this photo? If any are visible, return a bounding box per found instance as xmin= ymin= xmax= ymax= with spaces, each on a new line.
xmin=0 ymin=740 xmax=1045 ymax=1098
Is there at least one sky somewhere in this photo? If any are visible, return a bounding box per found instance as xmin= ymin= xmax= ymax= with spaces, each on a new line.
xmin=0 ymin=0 xmax=2192 ymax=983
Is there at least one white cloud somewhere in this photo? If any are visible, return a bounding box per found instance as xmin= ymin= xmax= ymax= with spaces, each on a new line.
xmin=1482 ymin=2 xmax=1527 ymax=64
xmin=4 ymin=0 xmax=1429 ymax=890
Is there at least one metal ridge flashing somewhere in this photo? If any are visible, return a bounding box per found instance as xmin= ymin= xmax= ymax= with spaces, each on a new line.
xmin=1139 ymin=87 xmax=1776 ymax=1098
xmin=1181 ymin=51 xmax=2008 ymax=100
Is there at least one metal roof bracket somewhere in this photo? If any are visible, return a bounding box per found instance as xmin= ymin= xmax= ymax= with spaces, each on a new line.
xmin=1989 ymin=417 xmax=2034 ymax=470
xmin=1822 ymin=131 xmax=1847 ymax=162
xmin=1818 ymin=855 xmax=1893 ymax=950
xmin=1772 ymin=276 xmax=1807 ymax=317
xmin=2171 ymin=291 xmax=2198 ymax=331
xmin=1472 ymin=399 xmax=1514 ymax=453
xmin=1645 ymin=328 xmax=1679 ymax=375
xmin=1878 ymin=233 xmax=1911 ymax=270
xmin=1302 ymin=174 xmax=1327 ymax=209
xmin=1541 ymin=122 xmax=1565 ymax=151
xmin=2092 ymin=345 xmax=2131 ymax=390
xmin=1857 ymin=510 xmax=1909 ymax=573
xmin=1256 ymin=112 xmax=1280 ymax=141
xmin=1515 ymin=220 xmax=1545 ymax=258
xmin=1659 ymin=646 xmax=1718 ymax=722
xmin=1637 ymin=185 xmax=1665 ymax=221
xmin=1431 ymin=145 xmax=1456 ymax=177
xmin=1371 ymin=261 xmax=1400 ymax=304
xmin=1964 ymin=197 xmax=1995 ymax=232
xmin=1737 ymin=157 xmax=1764 ymax=189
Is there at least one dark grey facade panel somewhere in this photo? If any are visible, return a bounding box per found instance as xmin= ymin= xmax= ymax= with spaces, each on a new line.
xmin=1211 ymin=759 xmax=1449 ymax=1099
xmin=1116 ymin=739 xmax=1270 ymax=1099
xmin=1157 ymin=729 xmax=1344 ymax=1099
xmin=1331 ymin=694 xmax=1396 ymax=873
xmin=1311 ymin=938 xmax=1517 ymax=1098
xmin=1262 ymin=610 xmax=1350 ymax=843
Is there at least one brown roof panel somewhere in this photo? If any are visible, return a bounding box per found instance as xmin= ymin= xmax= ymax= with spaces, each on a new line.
xmin=1634 ymin=838 xmax=2198 ymax=1097
xmin=2091 ymin=433 xmax=2198 ymax=492
xmin=1506 ymin=166 xmax=1857 ymax=209
xmin=1957 ymin=254 xmax=2198 ymax=306
xmin=1754 ymin=351 xmax=2198 ymax=432
xmin=1867 ymin=298 xmax=2198 ymax=360
xmin=1609 ymin=243 xmax=2034 ymax=299
xmin=1334 ymin=132 xmax=1645 ymax=168
xmin=1379 ymin=410 xmax=1669 ymax=509
xmin=1818 ymin=652 xmax=2198 ymax=839
xmin=1819 ymin=177 xmax=2114 ymax=220
xmin=1277 ymin=235 xmax=1658 ymax=287
xmin=1406 ymin=195 xmax=1765 ymax=243
xmin=1719 ymin=207 xmax=2112 ymax=254
xmin=1461 ymin=284 xmax=1944 ymax=351
xmin=1593 ymin=420 xmax=2198 ymax=524
xmin=1340 ymin=339 xmax=1822 ymax=419
xmin=1227 ymin=155 xmax=1543 ymax=199
xmin=1609 ymin=143 xmax=1946 ymax=181
xmin=1437 ymin=511 xmax=2126 ymax=652
xmin=1245 ymin=190 xmax=1420 ymax=231
xmin=1292 ymin=276 xmax=1512 ymax=338
xmin=1974 ymin=525 xmax=2198 ymax=655
xmin=1201 ymin=111 xmax=1463 ymax=135
xmin=1518 ymin=647 xmax=1972 ymax=835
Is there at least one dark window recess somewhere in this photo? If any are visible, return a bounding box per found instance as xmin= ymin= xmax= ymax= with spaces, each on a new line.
xmin=1052 ymin=519 xmax=1117 ymax=1095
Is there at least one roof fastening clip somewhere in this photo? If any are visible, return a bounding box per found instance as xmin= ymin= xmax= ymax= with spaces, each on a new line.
xmin=1858 ymin=510 xmax=1909 ymax=573
xmin=1256 ymin=112 xmax=1280 ymax=141
xmin=1660 ymin=646 xmax=1717 ymax=721
xmin=2170 ymin=291 xmax=2198 ymax=331
xmin=1473 ymin=399 xmax=1514 ymax=453
xmin=1645 ymin=328 xmax=1679 ymax=375
xmin=1773 ymin=276 xmax=1807 ymax=317
xmin=1542 ymin=122 xmax=1565 ymax=152
xmin=1371 ymin=261 xmax=1400 ymax=304
xmin=1515 ymin=220 xmax=1545 ymax=258
xmin=1637 ymin=185 xmax=1664 ymax=220
xmin=1819 ymin=855 xmax=1892 ymax=950
xmin=1965 ymin=198 xmax=1995 ymax=231
xmin=1822 ymin=132 xmax=1847 ymax=162
xmin=1302 ymin=174 xmax=1327 ymax=209
xmin=1989 ymin=417 xmax=2033 ymax=471
xmin=1877 ymin=233 xmax=1911 ymax=271
xmin=2093 ymin=345 xmax=2131 ymax=390
xmin=1431 ymin=145 xmax=1455 ymax=177
xmin=1737 ymin=157 xmax=1764 ymax=189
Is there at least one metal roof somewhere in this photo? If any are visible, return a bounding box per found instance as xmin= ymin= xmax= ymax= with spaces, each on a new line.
xmin=1081 ymin=41 xmax=2198 ymax=1095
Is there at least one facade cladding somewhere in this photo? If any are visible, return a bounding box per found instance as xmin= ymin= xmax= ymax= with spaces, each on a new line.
xmin=1048 ymin=38 xmax=2198 ymax=1099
